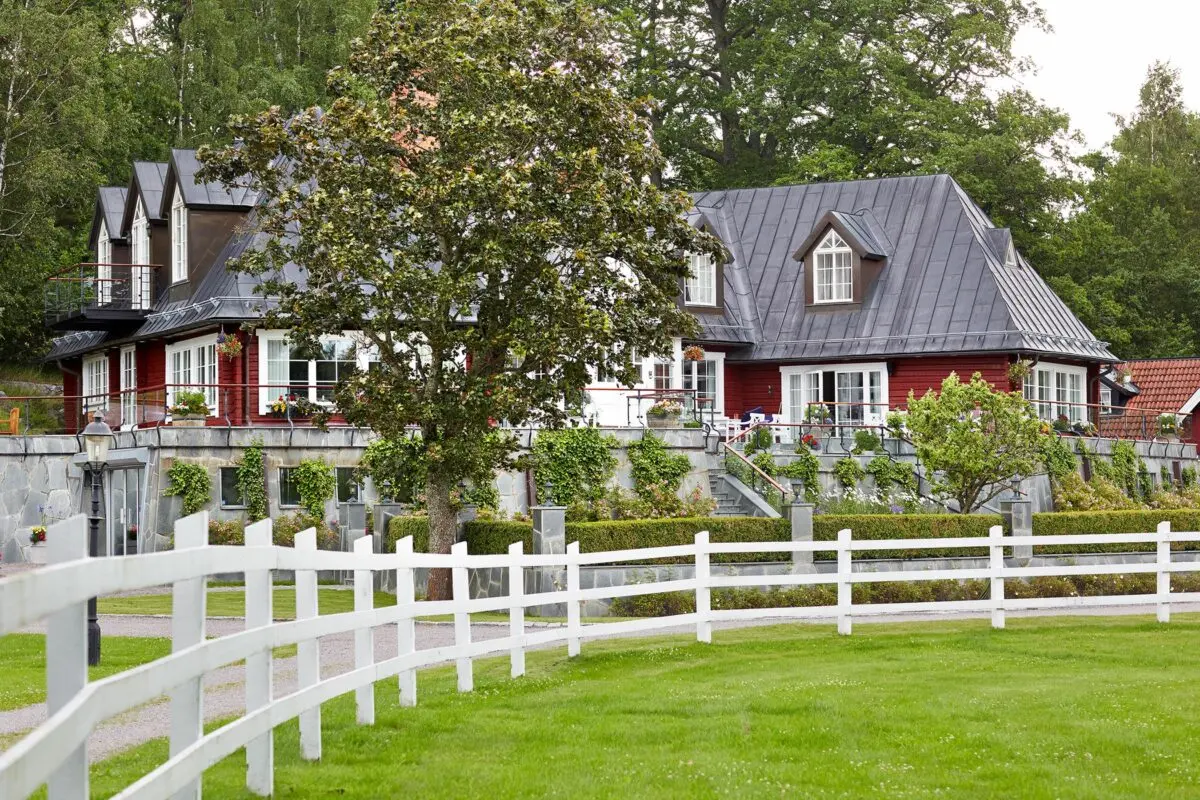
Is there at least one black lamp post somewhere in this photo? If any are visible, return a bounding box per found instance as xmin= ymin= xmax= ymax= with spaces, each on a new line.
xmin=82 ymin=412 xmax=114 ymax=666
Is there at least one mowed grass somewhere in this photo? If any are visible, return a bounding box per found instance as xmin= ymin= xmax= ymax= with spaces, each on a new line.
xmin=0 ymin=635 xmax=171 ymax=712
xmin=98 ymin=588 xmax=398 ymax=618
xmin=74 ymin=615 xmax=1200 ymax=799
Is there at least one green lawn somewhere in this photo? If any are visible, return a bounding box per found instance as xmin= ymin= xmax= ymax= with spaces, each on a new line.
xmin=74 ymin=615 xmax=1200 ymax=799
xmin=0 ymin=635 xmax=171 ymax=712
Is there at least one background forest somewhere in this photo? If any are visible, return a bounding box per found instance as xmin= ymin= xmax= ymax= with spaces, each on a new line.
xmin=0 ymin=0 xmax=1194 ymax=363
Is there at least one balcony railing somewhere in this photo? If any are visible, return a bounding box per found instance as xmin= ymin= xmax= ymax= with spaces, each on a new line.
xmin=44 ymin=262 xmax=159 ymax=329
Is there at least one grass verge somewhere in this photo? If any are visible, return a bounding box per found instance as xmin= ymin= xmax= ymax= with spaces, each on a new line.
xmin=64 ymin=615 xmax=1200 ymax=799
xmin=0 ymin=635 xmax=171 ymax=712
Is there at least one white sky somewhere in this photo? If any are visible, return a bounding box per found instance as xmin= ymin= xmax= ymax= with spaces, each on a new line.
xmin=1014 ymin=0 xmax=1200 ymax=151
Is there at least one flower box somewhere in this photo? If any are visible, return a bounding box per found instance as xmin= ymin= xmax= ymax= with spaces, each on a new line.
xmin=171 ymin=414 xmax=208 ymax=428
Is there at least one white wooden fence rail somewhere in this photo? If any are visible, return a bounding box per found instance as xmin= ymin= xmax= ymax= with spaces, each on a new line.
xmin=2 ymin=513 xmax=1199 ymax=799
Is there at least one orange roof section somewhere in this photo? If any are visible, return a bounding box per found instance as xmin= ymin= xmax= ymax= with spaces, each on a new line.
xmin=1121 ymin=358 xmax=1200 ymax=414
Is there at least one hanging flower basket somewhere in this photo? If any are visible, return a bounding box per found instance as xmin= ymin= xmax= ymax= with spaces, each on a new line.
xmin=682 ymin=345 xmax=705 ymax=362
xmin=216 ymin=332 xmax=243 ymax=361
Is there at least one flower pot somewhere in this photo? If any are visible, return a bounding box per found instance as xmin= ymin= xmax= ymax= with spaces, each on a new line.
xmin=171 ymin=414 xmax=207 ymax=427
xmin=25 ymin=541 xmax=47 ymax=565
xmin=647 ymin=414 xmax=679 ymax=429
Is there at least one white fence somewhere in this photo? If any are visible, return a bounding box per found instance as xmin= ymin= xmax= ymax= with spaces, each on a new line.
xmin=2 ymin=513 xmax=1200 ymax=799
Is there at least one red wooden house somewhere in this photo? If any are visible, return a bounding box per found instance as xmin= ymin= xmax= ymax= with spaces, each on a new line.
xmin=48 ymin=162 xmax=1121 ymax=433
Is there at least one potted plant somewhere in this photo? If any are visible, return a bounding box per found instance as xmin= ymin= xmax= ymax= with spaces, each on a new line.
xmin=168 ymin=390 xmax=210 ymax=426
xmin=1159 ymin=414 xmax=1180 ymax=441
xmin=1051 ymin=414 xmax=1073 ymax=435
xmin=682 ymin=344 xmax=705 ymax=362
xmin=1114 ymin=365 xmax=1134 ymax=386
xmin=852 ymin=429 xmax=882 ymax=455
xmin=804 ymin=404 xmax=832 ymax=424
xmin=797 ymin=433 xmax=820 ymax=452
xmin=215 ymin=331 xmax=243 ymax=361
xmin=26 ymin=525 xmax=47 ymax=565
xmin=1073 ymin=420 xmax=1098 ymax=437
xmin=646 ymin=399 xmax=683 ymax=428
xmin=1008 ymin=358 xmax=1033 ymax=389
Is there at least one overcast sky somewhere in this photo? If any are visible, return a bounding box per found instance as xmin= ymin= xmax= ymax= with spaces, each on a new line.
xmin=1014 ymin=0 xmax=1200 ymax=151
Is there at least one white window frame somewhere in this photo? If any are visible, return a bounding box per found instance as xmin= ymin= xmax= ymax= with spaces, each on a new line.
xmin=684 ymin=252 xmax=717 ymax=307
xmin=1022 ymin=362 xmax=1087 ymax=423
xmin=130 ymin=199 xmax=150 ymax=310
xmin=82 ymin=354 xmax=109 ymax=416
xmin=256 ymin=329 xmax=375 ymax=414
xmin=780 ymin=362 xmax=888 ymax=428
xmin=813 ymin=230 xmax=853 ymax=304
xmin=119 ymin=345 xmax=137 ymax=430
xmin=96 ymin=221 xmax=112 ymax=305
xmin=166 ymin=333 xmax=218 ymax=416
xmin=681 ymin=351 xmax=725 ymax=415
xmin=171 ymin=187 xmax=188 ymax=283
xmin=1100 ymin=385 xmax=1113 ymax=415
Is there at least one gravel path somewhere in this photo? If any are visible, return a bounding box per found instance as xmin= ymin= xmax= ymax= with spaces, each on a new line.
xmin=5 ymin=602 xmax=1200 ymax=763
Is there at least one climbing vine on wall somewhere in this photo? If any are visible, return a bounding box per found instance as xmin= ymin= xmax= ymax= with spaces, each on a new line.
xmin=531 ymin=426 xmax=619 ymax=505
xmin=235 ymin=439 xmax=269 ymax=521
xmin=164 ymin=462 xmax=211 ymax=516
xmin=294 ymin=458 xmax=337 ymax=519
xmin=627 ymin=432 xmax=692 ymax=498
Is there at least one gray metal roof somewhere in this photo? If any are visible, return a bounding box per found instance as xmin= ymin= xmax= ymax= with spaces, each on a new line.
xmin=49 ymin=172 xmax=1115 ymax=365
xmin=689 ymin=174 xmax=1115 ymax=363
xmin=128 ymin=161 xmax=169 ymax=225
xmin=162 ymin=149 xmax=259 ymax=214
xmin=89 ymin=187 xmax=128 ymax=248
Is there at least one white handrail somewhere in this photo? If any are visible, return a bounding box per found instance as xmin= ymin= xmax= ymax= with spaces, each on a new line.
xmin=2 ymin=513 xmax=1199 ymax=800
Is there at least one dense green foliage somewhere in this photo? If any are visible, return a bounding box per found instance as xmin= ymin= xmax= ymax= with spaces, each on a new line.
xmin=778 ymin=451 xmax=820 ymax=502
xmin=1039 ymin=436 xmax=1078 ymax=485
xmin=1031 ymin=510 xmax=1200 ymax=554
xmin=163 ymin=462 xmax=211 ymax=515
xmin=904 ymin=373 xmax=1045 ymax=513
xmin=234 ymin=439 xmax=269 ymax=521
xmin=531 ymin=427 xmax=618 ymax=505
xmin=832 ymin=457 xmax=865 ymax=489
xmin=293 ymin=458 xmax=337 ymax=519
xmin=626 ymin=433 xmax=693 ymax=498
xmin=208 ymin=513 xmax=339 ymax=550
xmin=866 ymin=456 xmax=918 ymax=494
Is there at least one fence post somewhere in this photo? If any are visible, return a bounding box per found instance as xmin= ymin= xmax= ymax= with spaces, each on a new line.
xmin=508 ymin=540 xmax=526 ymax=678
xmin=567 ymin=540 xmax=581 ymax=657
xmin=452 ymin=540 xmax=473 ymax=692
xmin=395 ymin=535 xmax=417 ymax=706
xmin=837 ymin=528 xmax=852 ymax=636
xmin=244 ymin=518 xmax=274 ymax=796
xmin=170 ymin=511 xmax=208 ymax=800
xmin=353 ymin=534 xmax=375 ymax=724
xmin=46 ymin=514 xmax=89 ymax=800
xmin=695 ymin=530 xmax=712 ymax=644
xmin=294 ymin=528 xmax=322 ymax=761
xmin=1157 ymin=521 xmax=1171 ymax=624
xmin=989 ymin=524 xmax=1005 ymax=630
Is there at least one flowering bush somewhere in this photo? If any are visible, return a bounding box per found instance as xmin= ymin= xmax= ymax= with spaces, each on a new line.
xmin=815 ymin=487 xmax=944 ymax=515
xmin=647 ymin=399 xmax=684 ymax=418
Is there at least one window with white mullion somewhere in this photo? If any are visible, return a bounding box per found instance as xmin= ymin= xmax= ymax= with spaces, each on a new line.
xmin=684 ymin=252 xmax=717 ymax=306
xmin=130 ymin=200 xmax=150 ymax=310
xmin=814 ymin=231 xmax=853 ymax=303
xmin=82 ymin=355 xmax=109 ymax=415
xmin=1024 ymin=364 xmax=1087 ymax=423
xmin=171 ymin=188 xmax=188 ymax=283
xmin=96 ymin=222 xmax=112 ymax=305
xmin=167 ymin=337 xmax=218 ymax=415
xmin=120 ymin=347 xmax=137 ymax=427
xmin=260 ymin=332 xmax=364 ymax=412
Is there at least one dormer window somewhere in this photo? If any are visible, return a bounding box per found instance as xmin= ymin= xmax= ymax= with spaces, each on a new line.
xmin=131 ymin=200 xmax=148 ymax=265
xmin=96 ymin=221 xmax=111 ymax=305
xmin=1004 ymin=241 xmax=1018 ymax=269
xmin=171 ymin=187 xmax=188 ymax=283
xmin=684 ymin=252 xmax=717 ymax=307
xmin=814 ymin=231 xmax=853 ymax=303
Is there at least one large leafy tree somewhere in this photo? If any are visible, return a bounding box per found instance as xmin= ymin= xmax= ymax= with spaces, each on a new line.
xmin=902 ymin=373 xmax=1045 ymax=514
xmin=602 ymin=0 xmax=1075 ymax=250
xmin=1039 ymin=63 xmax=1200 ymax=358
xmin=202 ymin=0 xmax=718 ymax=598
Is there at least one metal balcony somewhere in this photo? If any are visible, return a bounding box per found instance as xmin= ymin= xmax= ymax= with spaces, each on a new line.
xmin=44 ymin=262 xmax=159 ymax=331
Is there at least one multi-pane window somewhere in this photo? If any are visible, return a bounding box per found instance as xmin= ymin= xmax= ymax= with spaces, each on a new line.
xmin=96 ymin=221 xmax=112 ymax=305
xmin=784 ymin=365 xmax=886 ymax=426
xmin=279 ymin=468 xmax=302 ymax=507
xmin=813 ymin=231 xmax=853 ymax=303
xmin=263 ymin=333 xmax=363 ymax=410
xmin=684 ymin=252 xmax=717 ymax=306
xmin=82 ymin=355 xmax=109 ymax=414
xmin=171 ymin=188 xmax=188 ymax=283
xmin=1023 ymin=365 xmax=1085 ymax=423
xmin=1100 ymin=386 xmax=1113 ymax=415
xmin=167 ymin=336 xmax=217 ymax=413
xmin=220 ymin=468 xmax=243 ymax=507
xmin=130 ymin=200 xmax=150 ymax=310
xmin=120 ymin=347 xmax=137 ymax=427
xmin=682 ymin=359 xmax=717 ymax=409
xmin=653 ymin=360 xmax=673 ymax=391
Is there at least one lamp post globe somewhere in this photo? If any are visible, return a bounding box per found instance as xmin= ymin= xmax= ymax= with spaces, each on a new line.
xmin=81 ymin=412 xmax=114 ymax=666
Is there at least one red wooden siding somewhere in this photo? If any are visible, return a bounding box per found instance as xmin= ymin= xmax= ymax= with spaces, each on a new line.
xmin=61 ymin=360 xmax=80 ymax=434
xmin=888 ymin=356 xmax=1010 ymax=407
xmin=724 ymin=362 xmax=782 ymax=417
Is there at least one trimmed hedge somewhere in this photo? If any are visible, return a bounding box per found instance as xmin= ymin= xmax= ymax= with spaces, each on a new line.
xmin=1032 ymin=510 xmax=1200 ymax=554
xmin=813 ymin=514 xmax=1001 ymax=560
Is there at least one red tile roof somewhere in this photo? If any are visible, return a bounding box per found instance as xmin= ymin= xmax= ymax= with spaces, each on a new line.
xmin=1122 ymin=359 xmax=1200 ymax=414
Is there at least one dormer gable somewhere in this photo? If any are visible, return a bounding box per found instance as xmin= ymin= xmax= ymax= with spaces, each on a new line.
xmin=983 ymin=227 xmax=1019 ymax=269
xmin=681 ymin=211 xmax=731 ymax=313
xmin=792 ymin=209 xmax=890 ymax=307
xmin=88 ymin=187 xmax=128 ymax=252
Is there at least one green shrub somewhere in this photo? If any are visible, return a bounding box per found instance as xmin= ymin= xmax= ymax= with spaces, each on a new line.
xmin=779 ymin=450 xmax=820 ymax=502
xmin=852 ymin=430 xmax=882 ymax=454
xmin=1039 ymin=435 xmax=1077 ymax=484
xmin=293 ymin=458 xmax=337 ymax=518
xmin=833 ymin=457 xmax=864 ymax=489
xmin=1031 ymin=510 xmax=1200 ymax=554
xmin=385 ymin=515 xmax=432 ymax=553
xmin=235 ymin=439 xmax=269 ymax=521
xmin=865 ymin=457 xmax=917 ymax=494
xmin=751 ymin=450 xmax=777 ymax=477
xmin=207 ymin=513 xmax=338 ymax=550
xmin=813 ymin=514 xmax=1000 ymax=559
xmin=626 ymin=432 xmax=692 ymax=498
xmin=531 ymin=427 xmax=618 ymax=505
xmin=165 ymin=462 xmax=211 ymax=515
xmin=743 ymin=426 xmax=774 ymax=455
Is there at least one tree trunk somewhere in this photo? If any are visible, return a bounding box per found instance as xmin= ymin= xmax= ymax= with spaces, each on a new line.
xmin=425 ymin=467 xmax=456 ymax=600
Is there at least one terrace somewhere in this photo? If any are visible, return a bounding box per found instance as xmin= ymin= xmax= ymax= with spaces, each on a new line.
xmin=43 ymin=262 xmax=158 ymax=332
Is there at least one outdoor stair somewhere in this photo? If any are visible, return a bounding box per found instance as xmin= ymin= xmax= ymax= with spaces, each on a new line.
xmin=708 ymin=470 xmax=753 ymax=516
